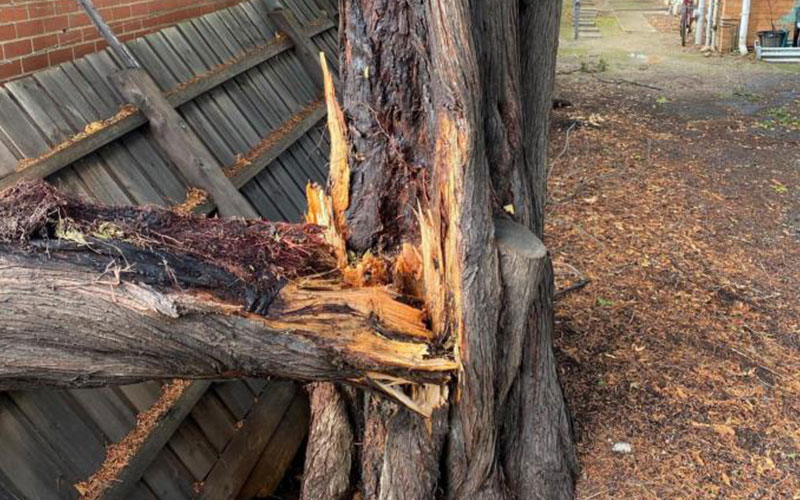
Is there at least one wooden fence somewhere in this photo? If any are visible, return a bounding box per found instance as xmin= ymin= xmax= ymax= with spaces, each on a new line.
xmin=0 ymin=0 xmax=337 ymax=498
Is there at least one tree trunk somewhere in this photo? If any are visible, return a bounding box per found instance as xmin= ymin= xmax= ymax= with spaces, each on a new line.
xmin=303 ymin=1 xmax=577 ymax=499
xmin=0 ymin=0 xmax=577 ymax=498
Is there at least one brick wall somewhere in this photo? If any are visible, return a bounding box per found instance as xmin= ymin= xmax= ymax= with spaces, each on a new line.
xmin=0 ymin=0 xmax=241 ymax=83
xmin=717 ymin=0 xmax=798 ymax=50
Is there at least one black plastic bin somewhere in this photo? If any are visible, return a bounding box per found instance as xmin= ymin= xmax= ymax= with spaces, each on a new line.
xmin=758 ymin=29 xmax=788 ymax=47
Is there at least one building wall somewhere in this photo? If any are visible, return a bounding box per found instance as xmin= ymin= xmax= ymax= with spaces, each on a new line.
xmin=0 ymin=0 xmax=241 ymax=83
xmin=717 ymin=0 xmax=798 ymax=50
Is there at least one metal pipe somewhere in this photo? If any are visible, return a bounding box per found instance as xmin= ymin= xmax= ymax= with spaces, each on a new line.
xmin=739 ymin=0 xmax=751 ymax=54
xmin=710 ymin=0 xmax=720 ymax=48
xmin=705 ymin=0 xmax=714 ymax=46
xmin=696 ymin=0 xmax=707 ymax=45
xmin=76 ymin=0 xmax=140 ymax=68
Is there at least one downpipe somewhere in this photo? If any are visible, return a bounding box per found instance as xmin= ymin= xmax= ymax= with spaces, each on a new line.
xmin=739 ymin=0 xmax=751 ymax=54
xmin=695 ymin=0 xmax=706 ymax=45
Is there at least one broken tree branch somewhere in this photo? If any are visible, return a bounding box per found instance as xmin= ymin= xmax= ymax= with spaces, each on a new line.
xmin=0 ymin=180 xmax=454 ymax=391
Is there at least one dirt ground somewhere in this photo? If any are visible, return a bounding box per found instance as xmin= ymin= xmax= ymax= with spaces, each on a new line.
xmin=550 ymin=3 xmax=800 ymax=499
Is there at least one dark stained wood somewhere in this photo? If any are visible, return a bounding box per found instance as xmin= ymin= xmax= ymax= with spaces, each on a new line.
xmin=109 ymin=68 xmax=258 ymax=218
xmin=199 ymin=382 xmax=296 ymax=500
xmin=236 ymin=390 xmax=310 ymax=500
xmin=189 ymin=391 xmax=238 ymax=453
xmin=267 ymin=9 xmax=325 ymax=88
xmin=0 ymin=396 xmax=74 ymax=500
xmin=166 ymin=417 xmax=218 ymax=480
xmin=90 ymin=382 xmax=212 ymax=500
xmin=7 ymin=391 xmax=106 ymax=479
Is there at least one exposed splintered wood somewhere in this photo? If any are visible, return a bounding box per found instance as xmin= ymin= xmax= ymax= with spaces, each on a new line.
xmin=0 ymin=180 xmax=455 ymax=390
xmin=294 ymin=0 xmax=577 ymax=499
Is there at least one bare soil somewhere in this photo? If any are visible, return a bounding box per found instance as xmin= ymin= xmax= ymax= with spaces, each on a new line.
xmin=551 ymin=7 xmax=800 ymax=499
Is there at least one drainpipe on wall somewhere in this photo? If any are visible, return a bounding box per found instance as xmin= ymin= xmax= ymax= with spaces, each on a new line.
xmin=705 ymin=0 xmax=714 ymax=46
xmin=738 ymin=0 xmax=752 ymax=54
xmin=696 ymin=0 xmax=707 ymax=44
xmin=710 ymin=0 xmax=720 ymax=48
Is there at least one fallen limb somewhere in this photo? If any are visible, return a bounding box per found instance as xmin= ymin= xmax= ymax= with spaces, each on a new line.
xmin=0 ymin=180 xmax=454 ymax=390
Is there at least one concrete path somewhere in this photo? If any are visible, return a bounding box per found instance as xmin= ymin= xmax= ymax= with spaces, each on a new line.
xmin=608 ymin=0 xmax=665 ymax=32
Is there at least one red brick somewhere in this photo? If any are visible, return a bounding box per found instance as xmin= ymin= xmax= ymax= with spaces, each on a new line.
xmin=43 ymin=15 xmax=69 ymax=33
xmin=95 ymin=38 xmax=108 ymax=50
xmin=21 ymin=52 xmax=49 ymax=72
xmin=27 ymin=3 xmax=55 ymax=18
xmin=80 ymin=26 xmax=96 ymax=40
xmin=97 ymin=7 xmax=115 ymax=21
xmin=121 ymin=19 xmax=142 ymax=32
xmin=69 ymin=12 xmax=91 ymax=28
xmin=0 ymin=60 xmax=22 ymax=80
xmin=54 ymin=1 xmax=79 ymax=15
xmin=32 ymin=33 xmax=58 ymax=51
xmin=141 ymin=15 xmax=160 ymax=28
xmin=58 ymin=29 xmax=81 ymax=45
xmin=111 ymin=5 xmax=131 ymax=19
xmin=15 ymin=19 xmax=44 ymax=38
xmin=72 ymin=41 xmax=95 ymax=58
xmin=0 ymin=6 xmax=28 ymax=23
xmin=3 ymin=39 xmax=33 ymax=58
xmin=130 ymin=2 xmax=151 ymax=16
xmin=48 ymin=46 xmax=72 ymax=65
xmin=0 ymin=23 xmax=15 ymax=42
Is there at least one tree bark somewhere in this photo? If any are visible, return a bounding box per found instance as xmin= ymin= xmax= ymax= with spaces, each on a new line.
xmin=0 ymin=246 xmax=456 ymax=390
xmin=0 ymin=180 xmax=454 ymax=391
xmin=0 ymin=0 xmax=577 ymax=497
xmin=299 ymin=0 xmax=577 ymax=499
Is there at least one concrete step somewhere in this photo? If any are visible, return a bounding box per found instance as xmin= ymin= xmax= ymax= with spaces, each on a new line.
xmin=579 ymin=32 xmax=603 ymax=38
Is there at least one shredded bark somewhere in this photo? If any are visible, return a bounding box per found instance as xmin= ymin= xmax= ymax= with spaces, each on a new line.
xmin=164 ymin=33 xmax=287 ymax=98
xmin=223 ymin=98 xmax=324 ymax=179
xmin=73 ymin=379 xmax=191 ymax=500
xmin=172 ymin=187 xmax=210 ymax=215
xmin=15 ymin=105 xmax=137 ymax=172
xmin=0 ymin=179 xmax=337 ymax=311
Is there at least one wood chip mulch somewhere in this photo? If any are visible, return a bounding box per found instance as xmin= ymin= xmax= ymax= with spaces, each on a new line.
xmin=548 ymin=79 xmax=800 ymax=500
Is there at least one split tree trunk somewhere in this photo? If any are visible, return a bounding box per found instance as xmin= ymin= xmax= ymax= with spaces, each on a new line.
xmin=302 ymin=1 xmax=577 ymax=499
xmin=0 ymin=0 xmax=576 ymax=498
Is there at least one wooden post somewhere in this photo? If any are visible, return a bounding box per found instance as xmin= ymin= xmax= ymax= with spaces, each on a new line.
xmin=109 ymin=69 xmax=258 ymax=218
xmin=268 ymin=9 xmax=326 ymax=88
xmin=77 ymin=0 xmax=257 ymax=218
